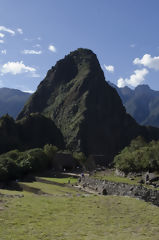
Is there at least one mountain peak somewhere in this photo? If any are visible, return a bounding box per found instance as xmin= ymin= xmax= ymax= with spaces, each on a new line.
xmin=43 ymin=48 xmax=103 ymax=89
xmin=69 ymin=48 xmax=95 ymax=56
xmin=135 ymin=84 xmax=150 ymax=91
xmin=17 ymin=49 xmax=155 ymax=161
xmin=135 ymin=84 xmax=150 ymax=88
xmin=18 ymin=48 xmax=107 ymax=118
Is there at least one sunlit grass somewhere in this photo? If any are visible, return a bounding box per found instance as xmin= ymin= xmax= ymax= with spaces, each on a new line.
xmin=0 ymin=180 xmax=159 ymax=239
xmin=19 ymin=181 xmax=79 ymax=195
xmin=94 ymin=173 xmax=140 ymax=185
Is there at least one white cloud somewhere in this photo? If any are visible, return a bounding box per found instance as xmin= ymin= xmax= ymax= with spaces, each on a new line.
xmin=104 ymin=64 xmax=114 ymax=73
xmin=1 ymin=49 xmax=6 ymax=55
xmin=48 ymin=44 xmax=56 ymax=53
xmin=0 ymin=33 xmax=5 ymax=38
xmin=24 ymin=38 xmax=32 ymax=41
xmin=22 ymin=50 xmax=42 ymax=55
xmin=17 ymin=28 xmax=23 ymax=34
xmin=34 ymin=44 xmax=41 ymax=48
xmin=133 ymin=54 xmax=159 ymax=70
xmin=117 ymin=78 xmax=126 ymax=88
xmin=0 ymin=26 xmax=15 ymax=35
xmin=14 ymin=84 xmax=35 ymax=93
xmin=0 ymin=40 xmax=4 ymax=44
xmin=1 ymin=61 xmax=36 ymax=75
xmin=117 ymin=68 xmax=149 ymax=88
xmin=130 ymin=44 xmax=135 ymax=48
xmin=23 ymin=89 xmax=34 ymax=93
xmin=24 ymin=37 xmax=41 ymax=42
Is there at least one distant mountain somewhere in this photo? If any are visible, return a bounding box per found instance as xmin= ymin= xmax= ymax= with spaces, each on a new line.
xmin=0 ymin=88 xmax=31 ymax=119
xmin=17 ymin=48 xmax=159 ymax=162
xmin=109 ymin=82 xmax=159 ymax=127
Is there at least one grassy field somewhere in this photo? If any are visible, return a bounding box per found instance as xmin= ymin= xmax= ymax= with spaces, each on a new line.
xmin=0 ymin=178 xmax=159 ymax=240
xmin=40 ymin=176 xmax=78 ymax=184
xmin=93 ymin=172 xmax=141 ymax=185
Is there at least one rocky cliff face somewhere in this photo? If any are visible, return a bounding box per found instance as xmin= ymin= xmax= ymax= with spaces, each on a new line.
xmin=17 ymin=48 xmax=159 ymax=160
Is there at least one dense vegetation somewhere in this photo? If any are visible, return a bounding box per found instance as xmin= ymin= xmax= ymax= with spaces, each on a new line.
xmin=0 ymin=113 xmax=64 ymax=155
xmin=0 ymin=144 xmax=87 ymax=181
xmin=0 ymin=144 xmax=58 ymax=181
xmin=114 ymin=136 xmax=159 ymax=173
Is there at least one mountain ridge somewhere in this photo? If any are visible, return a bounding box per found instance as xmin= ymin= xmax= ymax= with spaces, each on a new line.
xmin=109 ymin=82 xmax=159 ymax=127
xmin=0 ymin=88 xmax=31 ymax=119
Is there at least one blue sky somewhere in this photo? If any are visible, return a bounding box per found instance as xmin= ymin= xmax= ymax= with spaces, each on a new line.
xmin=0 ymin=0 xmax=159 ymax=92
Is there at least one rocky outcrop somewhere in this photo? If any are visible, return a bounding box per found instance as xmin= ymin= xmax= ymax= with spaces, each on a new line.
xmin=80 ymin=176 xmax=159 ymax=206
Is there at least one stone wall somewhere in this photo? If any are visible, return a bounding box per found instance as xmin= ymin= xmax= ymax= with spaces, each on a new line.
xmin=80 ymin=176 xmax=159 ymax=206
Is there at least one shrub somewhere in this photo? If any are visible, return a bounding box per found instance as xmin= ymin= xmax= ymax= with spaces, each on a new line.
xmin=0 ymin=147 xmax=51 ymax=181
xmin=43 ymin=144 xmax=58 ymax=166
xmin=73 ymin=152 xmax=86 ymax=163
xmin=21 ymin=148 xmax=49 ymax=172
xmin=0 ymin=156 xmax=19 ymax=180
xmin=114 ymin=137 xmax=159 ymax=173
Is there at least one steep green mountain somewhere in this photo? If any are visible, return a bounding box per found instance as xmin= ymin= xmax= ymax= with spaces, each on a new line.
xmin=0 ymin=88 xmax=31 ymax=119
xmin=110 ymin=83 xmax=159 ymax=127
xmin=17 ymin=48 xmax=159 ymax=161
xmin=0 ymin=113 xmax=64 ymax=154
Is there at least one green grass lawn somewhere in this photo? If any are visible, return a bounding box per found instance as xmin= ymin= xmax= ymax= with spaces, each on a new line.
xmin=93 ymin=172 xmax=141 ymax=185
xmin=40 ymin=176 xmax=78 ymax=184
xmin=19 ymin=181 xmax=79 ymax=195
xmin=0 ymin=180 xmax=159 ymax=240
